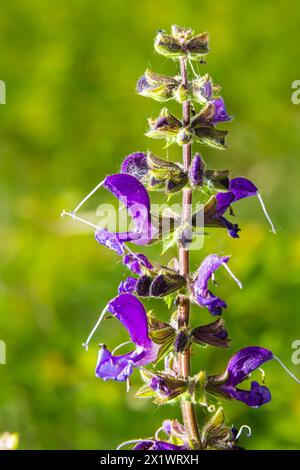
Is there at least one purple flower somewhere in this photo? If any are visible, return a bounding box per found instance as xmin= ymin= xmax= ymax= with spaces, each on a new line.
xmin=192 ymin=192 xmax=240 ymax=238
xmin=192 ymin=254 xmax=230 ymax=316
xmin=149 ymin=376 xmax=173 ymax=397
xmin=120 ymin=152 xmax=149 ymax=180
xmin=215 ymin=177 xmax=276 ymax=234
xmin=123 ymin=253 xmax=153 ymax=276
xmin=121 ymin=152 xmax=187 ymax=194
xmin=95 ymin=294 xmax=159 ymax=382
xmin=120 ymin=254 xmax=186 ymax=298
xmin=188 ymin=153 xmax=230 ymax=190
xmin=207 ymin=346 xmax=273 ymax=407
xmin=229 ymin=177 xmax=258 ymax=201
xmin=212 ymin=98 xmax=231 ymax=123
xmin=190 ymin=103 xmax=229 ymax=149
xmin=188 ymin=153 xmax=205 ymax=187
xmin=95 ymin=174 xmax=152 ymax=255
xmin=118 ymin=276 xmax=138 ymax=294
xmin=136 ymin=70 xmax=181 ymax=102
xmin=191 ymin=318 xmax=230 ymax=348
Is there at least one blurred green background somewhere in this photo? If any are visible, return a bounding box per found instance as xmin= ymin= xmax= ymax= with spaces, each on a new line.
xmin=0 ymin=0 xmax=300 ymax=450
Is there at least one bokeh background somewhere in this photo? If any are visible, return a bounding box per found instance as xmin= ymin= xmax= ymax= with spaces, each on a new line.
xmin=0 ymin=0 xmax=300 ymax=450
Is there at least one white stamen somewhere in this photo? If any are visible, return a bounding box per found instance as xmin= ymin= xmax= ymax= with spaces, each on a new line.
xmin=207 ymin=404 xmax=216 ymax=413
xmin=111 ymin=341 xmax=133 ymax=355
xmin=188 ymin=55 xmax=198 ymax=78
xmin=155 ymin=426 xmax=166 ymax=441
xmin=61 ymin=210 xmax=101 ymax=231
xmin=258 ymin=368 xmax=266 ymax=383
xmin=274 ymin=355 xmax=300 ymax=385
xmin=235 ymin=425 xmax=252 ymax=440
xmin=82 ymin=304 xmax=109 ymax=351
xmin=222 ymin=262 xmax=243 ymax=289
xmin=126 ymin=377 xmax=131 ymax=393
xmin=257 ymin=193 xmax=276 ymax=234
xmin=116 ymin=439 xmax=155 ymax=450
xmin=72 ymin=180 xmax=104 ymax=215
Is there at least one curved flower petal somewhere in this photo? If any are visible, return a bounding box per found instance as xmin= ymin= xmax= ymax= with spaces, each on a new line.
xmin=195 ymin=254 xmax=230 ymax=292
xmin=95 ymin=228 xmax=127 ymax=255
xmin=104 ymin=173 xmax=150 ymax=219
xmin=121 ymin=152 xmax=149 ymax=180
xmin=226 ymin=346 xmax=273 ymax=387
xmin=96 ymin=294 xmax=159 ymax=382
xmin=215 ymin=191 xmax=235 ymax=215
xmin=107 ymin=294 xmax=152 ymax=349
xmin=222 ymin=380 xmax=271 ymax=408
xmin=96 ymin=346 xmax=142 ymax=382
xmin=229 ymin=177 xmax=257 ymax=201
xmin=95 ymin=174 xmax=152 ymax=251
xmin=193 ymin=255 xmax=229 ymax=315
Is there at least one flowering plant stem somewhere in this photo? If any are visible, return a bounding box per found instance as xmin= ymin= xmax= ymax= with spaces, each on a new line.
xmin=178 ymin=57 xmax=201 ymax=447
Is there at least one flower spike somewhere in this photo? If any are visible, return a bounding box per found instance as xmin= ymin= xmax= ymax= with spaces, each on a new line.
xmin=62 ymin=24 xmax=288 ymax=450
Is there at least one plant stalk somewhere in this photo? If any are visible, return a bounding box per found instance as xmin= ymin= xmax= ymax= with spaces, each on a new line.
xmin=178 ymin=57 xmax=201 ymax=447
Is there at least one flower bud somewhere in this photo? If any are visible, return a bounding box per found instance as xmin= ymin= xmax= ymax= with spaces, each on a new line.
xmin=150 ymin=271 xmax=186 ymax=297
xmin=137 ymin=368 xmax=188 ymax=404
xmin=154 ymin=31 xmax=183 ymax=58
xmin=173 ymin=83 xmax=189 ymax=103
xmin=191 ymin=318 xmax=230 ymax=348
xmin=176 ymin=127 xmax=192 ymax=146
xmin=147 ymin=152 xmax=188 ymax=193
xmin=146 ymin=108 xmax=182 ymax=142
xmin=189 ymin=153 xmax=205 ymax=187
xmin=174 ymin=330 xmax=190 ymax=352
xmin=137 ymin=69 xmax=180 ymax=102
xmin=154 ymin=26 xmax=209 ymax=61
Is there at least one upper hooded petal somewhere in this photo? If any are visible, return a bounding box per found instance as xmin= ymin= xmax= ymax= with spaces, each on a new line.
xmin=215 ymin=191 xmax=235 ymax=215
xmin=107 ymin=294 xmax=152 ymax=349
xmin=226 ymin=346 xmax=273 ymax=387
xmin=229 ymin=177 xmax=258 ymax=201
xmin=103 ymin=173 xmax=152 ymax=245
xmin=195 ymin=254 xmax=229 ymax=293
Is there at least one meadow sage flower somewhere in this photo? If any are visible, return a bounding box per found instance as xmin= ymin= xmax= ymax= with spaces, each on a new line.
xmin=207 ymin=347 xmax=273 ymax=407
xmin=95 ymin=294 xmax=159 ymax=382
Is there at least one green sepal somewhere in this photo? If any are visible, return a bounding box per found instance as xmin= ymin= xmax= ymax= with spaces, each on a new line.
xmin=147 ymin=153 xmax=188 ymax=194
xmin=193 ymin=370 xmax=207 ymax=406
xmin=135 ymin=385 xmax=157 ymax=399
xmin=153 ymin=334 xmax=176 ymax=364
xmin=154 ymin=27 xmax=209 ymax=61
xmin=146 ymin=108 xmax=181 ymax=141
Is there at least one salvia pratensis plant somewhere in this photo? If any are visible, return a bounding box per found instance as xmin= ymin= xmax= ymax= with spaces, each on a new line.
xmin=62 ymin=25 xmax=300 ymax=450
